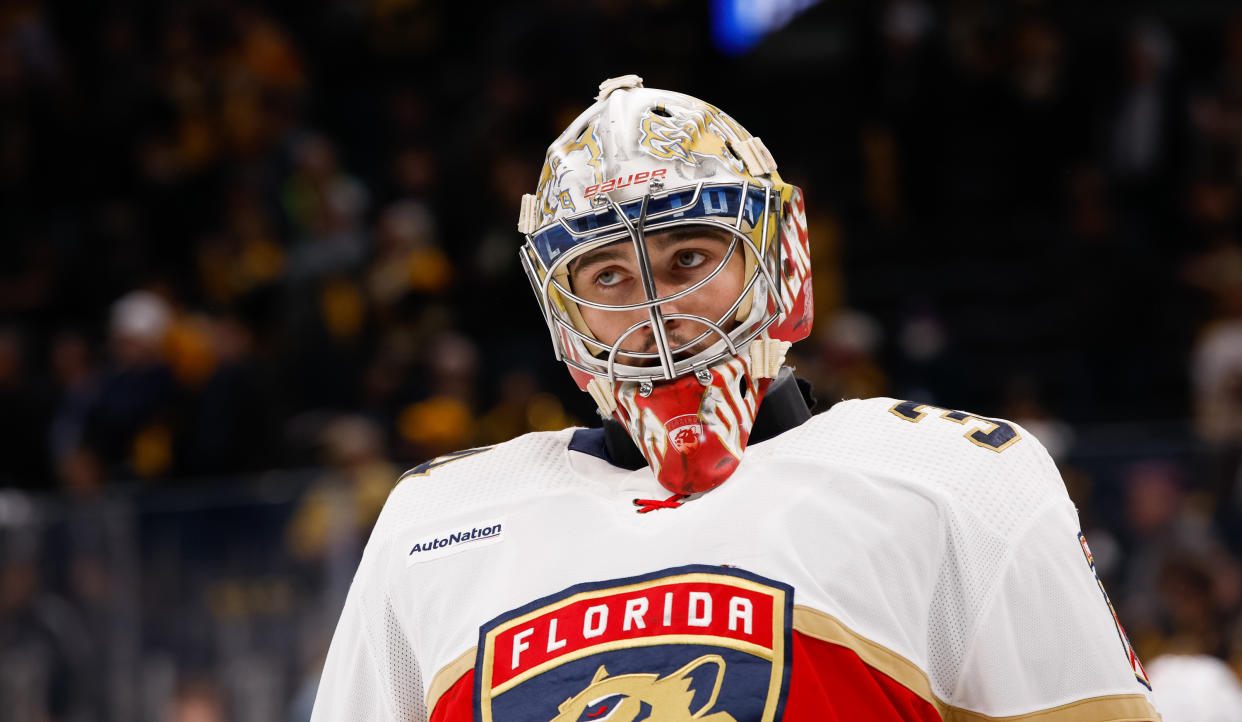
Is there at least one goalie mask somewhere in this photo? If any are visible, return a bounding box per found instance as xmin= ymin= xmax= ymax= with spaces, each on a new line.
xmin=518 ymin=75 xmax=813 ymax=494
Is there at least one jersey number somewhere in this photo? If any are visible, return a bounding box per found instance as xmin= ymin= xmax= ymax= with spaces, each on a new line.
xmin=888 ymin=401 xmax=1021 ymax=452
xmin=401 ymin=446 xmax=495 ymax=479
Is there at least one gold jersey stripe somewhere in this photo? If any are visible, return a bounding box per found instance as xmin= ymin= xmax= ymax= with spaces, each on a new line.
xmin=792 ymin=605 xmax=1159 ymax=722
xmin=792 ymin=605 xmax=942 ymax=711
xmin=426 ymin=647 xmax=475 ymax=713
xmin=946 ymin=695 xmax=1160 ymax=722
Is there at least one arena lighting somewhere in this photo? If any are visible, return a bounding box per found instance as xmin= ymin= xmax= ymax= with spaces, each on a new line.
xmin=711 ymin=0 xmax=822 ymax=55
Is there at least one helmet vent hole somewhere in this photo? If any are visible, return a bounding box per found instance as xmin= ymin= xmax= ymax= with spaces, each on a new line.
xmin=651 ymin=106 xmax=673 ymax=118
xmin=738 ymin=375 xmax=748 ymax=398
xmin=724 ymin=141 xmax=742 ymax=161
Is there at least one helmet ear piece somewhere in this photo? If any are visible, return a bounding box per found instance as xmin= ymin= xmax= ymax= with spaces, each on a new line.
xmin=518 ymin=194 xmax=540 ymax=234
xmin=735 ymin=137 xmax=778 ymax=176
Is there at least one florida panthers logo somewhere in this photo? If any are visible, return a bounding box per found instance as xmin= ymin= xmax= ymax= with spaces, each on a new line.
xmin=474 ymin=565 xmax=792 ymax=722
xmin=552 ymin=657 xmax=736 ymax=722
xmin=666 ymin=414 xmax=705 ymax=453
xmin=638 ymin=104 xmax=747 ymax=173
xmin=535 ymin=117 xmax=605 ymax=225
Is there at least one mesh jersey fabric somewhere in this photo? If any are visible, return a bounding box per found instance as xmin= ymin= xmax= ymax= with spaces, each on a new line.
xmin=310 ymin=396 xmax=1160 ymax=721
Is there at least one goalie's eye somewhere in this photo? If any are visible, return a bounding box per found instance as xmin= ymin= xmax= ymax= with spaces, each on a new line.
xmin=675 ymin=250 xmax=707 ymax=269
xmin=595 ymin=269 xmax=623 ymax=287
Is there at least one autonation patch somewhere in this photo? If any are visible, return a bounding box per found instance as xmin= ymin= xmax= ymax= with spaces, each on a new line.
xmin=406 ymin=518 xmax=505 ymax=566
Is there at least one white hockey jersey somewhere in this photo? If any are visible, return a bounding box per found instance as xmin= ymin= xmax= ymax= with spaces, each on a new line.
xmin=311 ymin=397 xmax=1160 ymax=721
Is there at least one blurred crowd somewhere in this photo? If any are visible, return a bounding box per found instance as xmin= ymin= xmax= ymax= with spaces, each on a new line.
xmin=5 ymin=0 xmax=1242 ymax=719
xmin=0 ymin=0 xmax=590 ymax=497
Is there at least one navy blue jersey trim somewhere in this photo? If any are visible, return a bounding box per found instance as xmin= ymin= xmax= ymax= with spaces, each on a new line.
xmin=568 ymin=427 xmax=609 ymax=462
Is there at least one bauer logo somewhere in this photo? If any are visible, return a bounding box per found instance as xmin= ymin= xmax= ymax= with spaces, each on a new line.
xmin=474 ymin=564 xmax=792 ymax=722
xmin=405 ymin=518 xmax=504 ymax=566
xmin=583 ymin=168 xmax=667 ymax=198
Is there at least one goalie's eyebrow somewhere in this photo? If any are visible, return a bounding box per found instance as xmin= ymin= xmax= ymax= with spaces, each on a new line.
xmin=569 ymin=229 xmax=731 ymax=273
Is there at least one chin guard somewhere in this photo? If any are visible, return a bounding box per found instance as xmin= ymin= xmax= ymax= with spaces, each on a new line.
xmin=606 ymin=338 xmax=790 ymax=494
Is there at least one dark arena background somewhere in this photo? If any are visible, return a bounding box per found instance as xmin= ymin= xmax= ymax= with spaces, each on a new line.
xmin=3 ymin=0 xmax=1242 ymax=718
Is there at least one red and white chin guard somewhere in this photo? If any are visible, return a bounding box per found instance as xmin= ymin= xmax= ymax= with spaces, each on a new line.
xmin=588 ymin=338 xmax=792 ymax=494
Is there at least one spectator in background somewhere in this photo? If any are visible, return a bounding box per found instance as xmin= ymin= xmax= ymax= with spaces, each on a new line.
xmin=282 ymin=133 xmax=369 ymax=272
xmin=48 ymin=330 xmax=108 ymax=494
xmin=395 ymin=331 xmax=479 ymax=460
xmin=1118 ymin=461 xmax=1242 ymax=659
xmin=1147 ymin=653 xmax=1242 ymax=721
xmin=286 ymin=415 xmax=395 ymax=566
xmin=1185 ymin=224 xmax=1242 ymax=549
xmin=48 ymin=331 xmax=99 ymax=462
xmin=280 ymin=133 xmax=373 ymax=413
xmin=169 ymin=677 xmax=227 ymax=722
xmin=195 ymin=180 xmax=286 ymax=312
xmin=1001 ymin=376 xmax=1076 ymax=464
xmin=1110 ymin=20 xmax=1178 ymax=188
xmin=285 ymin=414 xmax=396 ymax=628
xmin=475 ymin=369 xmax=577 ymax=446
xmin=84 ymin=290 xmax=180 ymax=480
xmin=0 ymin=520 xmax=97 ymax=720
xmin=1191 ymin=303 xmax=1242 ymax=543
xmin=366 ymin=199 xmax=452 ymax=318
xmin=803 ymin=308 xmax=888 ymax=406
xmin=187 ymin=314 xmax=274 ymax=474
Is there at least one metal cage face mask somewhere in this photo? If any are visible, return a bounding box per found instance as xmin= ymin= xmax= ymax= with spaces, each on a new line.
xmin=517 ymin=76 xmax=814 ymax=495
xmin=520 ymin=181 xmax=787 ymax=385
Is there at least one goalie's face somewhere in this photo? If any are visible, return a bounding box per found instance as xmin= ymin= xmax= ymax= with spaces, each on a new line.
xmin=568 ymin=228 xmax=745 ymax=362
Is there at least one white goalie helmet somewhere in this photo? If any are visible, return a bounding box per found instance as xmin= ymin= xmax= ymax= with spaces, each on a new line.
xmin=518 ymin=75 xmax=811 ymax=388
xmin=517 ymin=75 xmax=814 ymax=494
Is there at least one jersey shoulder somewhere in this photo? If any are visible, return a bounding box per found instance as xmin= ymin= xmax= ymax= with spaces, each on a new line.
xmin=782 ymin=396 xmax=1070 ymax=534
xmin=373 ymin=428 xmax=580 ymax=541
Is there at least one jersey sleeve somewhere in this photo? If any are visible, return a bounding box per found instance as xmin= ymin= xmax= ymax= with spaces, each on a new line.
xmin=310 ymin=528 xmax=429 ymax=722
xmin=951 ymin=498 xmax=1159 ymax=720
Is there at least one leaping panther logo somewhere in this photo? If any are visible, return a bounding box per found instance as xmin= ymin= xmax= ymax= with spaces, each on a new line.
xmin=534 ymin=117 xmax=605 ymax=224
xmin=638 ymin=104 xmax=747 ymax=173
xmin=665 ymin=414 xmax=705 ymax=453
xmin=551 ymin=655 xmax=737 ymax=722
